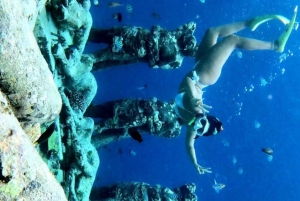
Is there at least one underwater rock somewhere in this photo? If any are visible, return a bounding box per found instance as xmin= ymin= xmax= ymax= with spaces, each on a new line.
xmin=88 ymin=22 xmax=198 ymax=70
xmin=90 ymin=182 xmax=197 ymax=201
xmin=49 ymin=0 xmax=93 ymax=54
xmin=86 ymin=98 xmax=182 ymax=148
xmin=0 ymin=91 xmax=66 ymax=200
xmin=0 ymin=0 xmax=62 ymax=124
xmin=32 ymin=0 xmax=99 ymax=200
xmin=54 ymin=88 xmax=99 ymax=201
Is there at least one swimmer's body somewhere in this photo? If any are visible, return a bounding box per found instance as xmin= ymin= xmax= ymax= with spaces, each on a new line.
xmin=175 ymin=7 xmax=297 ymax=174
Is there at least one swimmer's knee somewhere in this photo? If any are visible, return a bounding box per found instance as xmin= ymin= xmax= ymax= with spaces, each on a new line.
xmin=222 ymin=34 xmax=240 ymax=46
xmin=205 ymin=28 xmax=218 ymax=36
xmin=224 ymin=34 xmax=238 ymax=41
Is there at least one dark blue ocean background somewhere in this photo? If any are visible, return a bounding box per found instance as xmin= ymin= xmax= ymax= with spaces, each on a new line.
xmin=86 ymin=0 xmax=300 ymax=200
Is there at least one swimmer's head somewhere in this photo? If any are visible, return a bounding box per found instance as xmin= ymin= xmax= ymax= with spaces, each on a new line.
xmin=189 ymin=114 xmax=223 ymax=137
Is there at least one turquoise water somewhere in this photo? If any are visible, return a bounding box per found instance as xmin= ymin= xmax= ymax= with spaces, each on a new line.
xmin=88 ymin=0 xmax=300 ymax=200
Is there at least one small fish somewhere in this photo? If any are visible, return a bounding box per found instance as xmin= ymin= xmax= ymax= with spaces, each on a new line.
xmin=262 ymin=147 xmax=273 ymax=155
xmin=118 ymin=148 xmax=123 ymax=154
xmin=108 ymin=2 xmax=123 ymax=7
xmin=212 ymin=179 xmax=225 ymax=193
xmin=151 ymin=12 xmax=161 ymax=19
xmin=128 ymin=127 xmax=143 ymax=143
xmin=35 ymin=122 xmax=56 ymax=145
xmin=112 ymin=12 xmax=122 ymax=22
xmin=126 ymin=4 xmax=133 ymax=13
xmin=137 ymin=84 xmax=148 ymax=90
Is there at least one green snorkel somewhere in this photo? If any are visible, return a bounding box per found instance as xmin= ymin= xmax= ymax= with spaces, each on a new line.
xmin=188 ymin=117 xmax=196 ymax=126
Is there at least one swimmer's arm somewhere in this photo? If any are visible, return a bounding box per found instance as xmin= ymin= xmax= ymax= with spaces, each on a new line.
xmin=185 ymin=127 xmax=212 ymax=174
xmin=185 ymin=127 xmax=198 ymax=166
xmin=184 ymin=76 xmax=199 ymax=100
xmin=183 ymin=76 xmax=210 ymax=113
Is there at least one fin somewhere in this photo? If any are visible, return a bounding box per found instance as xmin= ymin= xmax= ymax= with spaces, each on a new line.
xmin=276 ymin=6 xmax=298 ymax=53
xmin=249 ymin=14 xmax=290 ymax=31
xmin=35 ymin=123 xmax=56 ymax=145
xmin=128 ymin=127 xmax=143 ymax=143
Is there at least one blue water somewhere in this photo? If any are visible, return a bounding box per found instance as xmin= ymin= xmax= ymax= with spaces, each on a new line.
xmin=88 ymin=0 xmax=300 ymax=200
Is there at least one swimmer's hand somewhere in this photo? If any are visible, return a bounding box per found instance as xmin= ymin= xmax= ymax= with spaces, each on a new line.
xmin=194 ymin=163 xmax=212 ymax=174
xmin=191 ymin=98 xmax=212 ymax=113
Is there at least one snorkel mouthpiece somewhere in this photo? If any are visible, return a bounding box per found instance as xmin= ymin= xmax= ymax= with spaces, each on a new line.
xmin=193 ymin=117 xmax=204 ymax=130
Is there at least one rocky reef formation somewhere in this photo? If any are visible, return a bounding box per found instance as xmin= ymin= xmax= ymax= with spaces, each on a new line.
xmin=88 ymin=22 xmax=198 ymax=70
xmin=0 ymin=0 xmax=62 ymax=124
xmin=33 ymin=0 xmax=99 ymax=200
xmin=0 ymin=0 xmax=202 ymax=200
xmin=0 ymin=0 xmax=66 ymax=200
xmin=90 ymin=182 xmax=198 ymax=201
xmin=86 ymin=98 xmax=182 ymax=148
xmin=0 ymin=92 xmax=66 ymax=200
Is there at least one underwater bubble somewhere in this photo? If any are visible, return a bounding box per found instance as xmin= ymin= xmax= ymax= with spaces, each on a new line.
xmin=93 ymin=0 xmax=99 ymax=6
xmin=254 ymin=120 xmax=260 ymax=129
xmin=279 ymin=53 xmax=287 ymax=63
xmin=232 ymin=155 xmax=237 ymax=165
xmin=267 ymin=155 xmax=273 ymax=162
xmin=221 ymin=138 xmax=229 ymax=147
xmin=126 ymin=4 xmax=133 ymax=13
xmin=259 ymin=77 xmax=268 ymax=86
xmin=295 ymin=21 xmax=299 ymax=30
xmin=130 ymin=150 xmax=136 ymax=156
xmin=235 ymin=50 xmax=243 ymax=58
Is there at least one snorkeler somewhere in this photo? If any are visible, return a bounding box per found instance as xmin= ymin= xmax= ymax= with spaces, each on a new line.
xmin=176 ymin=7 xmax=297 ymax=174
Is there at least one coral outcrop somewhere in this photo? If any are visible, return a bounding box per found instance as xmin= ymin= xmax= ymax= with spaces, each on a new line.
xmin=86 ymin=98 xmax=182 ymax=148
xmin=0 ymin=91 xmax=66 ymax=200
xmin=90 ymin=182 xmax=198 ymax=201
xmin=88 ymin=22 xmax=198 ymax=70
xmin=33 ymin=0 xmax=99 ymax=200
xmin=0 ymin=0 xmax=62 ymax=124
xmin=0 ymin=0 xmax=65 ymax=199
xmin=0 ymin=0 xmax=201 ymax=200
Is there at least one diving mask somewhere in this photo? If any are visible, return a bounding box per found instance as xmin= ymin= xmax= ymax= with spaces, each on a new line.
xmin=189 ymin=114 xmax=223 ymax=137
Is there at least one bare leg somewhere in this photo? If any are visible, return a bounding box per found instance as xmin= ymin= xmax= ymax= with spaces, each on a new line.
xmin=196 ymin=34 xmax=275 ymax=85
xmin=196 ymin=21 xmax=250 ymax=61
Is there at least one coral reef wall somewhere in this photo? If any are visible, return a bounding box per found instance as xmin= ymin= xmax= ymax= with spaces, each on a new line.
xmin=0 ymin=0 xmax=62 ymax=124
xmin=0 ymin=91 xmax=66 ymax=200
xmin=0 ymin=0 xmax=66 ymax=200
xmin=33 ymin=0 xmax=100 ymax=200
